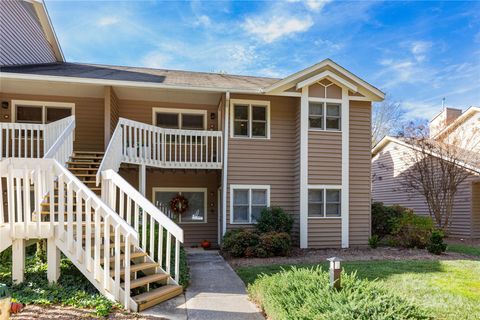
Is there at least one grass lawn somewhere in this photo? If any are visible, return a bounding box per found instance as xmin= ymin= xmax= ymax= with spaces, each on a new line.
xmin=447 ymin=243 xmax=480 ymax=257
xmin=237 ymin=259 xmax=480 ymax=320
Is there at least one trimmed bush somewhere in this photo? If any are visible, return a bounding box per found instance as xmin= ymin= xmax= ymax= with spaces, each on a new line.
xmin=256 ymin=207 xmax=294 ymax=234
xmin=221 ymin=229 xmax=260 ymax=257
xmin=248 ymin=266 xmax=432 ymax=320
xmin=371 ymin=202 xmax=405 ymax=237
xmin=258 ymin=232 xmax=292 ymax=257
xmin=391 ymin=211 xmax=433 ymax=249
xmin=427 ymin=230 xmax=447 ymax=255
xmin=368 ymin=235 xmax=380 ymax=249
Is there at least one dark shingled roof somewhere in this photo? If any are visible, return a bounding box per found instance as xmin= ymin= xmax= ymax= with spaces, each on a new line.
xmin=0 ymin=62 xmax=280 ymax=91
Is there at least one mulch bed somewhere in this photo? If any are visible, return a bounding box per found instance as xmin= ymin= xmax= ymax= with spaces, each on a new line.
xmin=10 ymin=305 xmax=165 ymax=320
xmin=226 ymin=246 xmax=477 ymax=268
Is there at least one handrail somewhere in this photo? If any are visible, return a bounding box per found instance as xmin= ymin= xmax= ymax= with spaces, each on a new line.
xmin=102 ymin=169 xmax=183 ymax=241
xmin=43 ymin=116 xmax=76 ymax=165
xmin=101 ymin=169 xmax=183 ymax=283
xmin=96 ymin=117 xmax=223 ymax=185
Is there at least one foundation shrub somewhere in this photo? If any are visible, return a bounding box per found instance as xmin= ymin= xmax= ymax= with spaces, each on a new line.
xmin=391 ymin=211 xmax=433 ymax=249
xmin=256 ymin=207 xmax=294 ymax=234
xmin=258 ymin=232 xmax=292 ymax=257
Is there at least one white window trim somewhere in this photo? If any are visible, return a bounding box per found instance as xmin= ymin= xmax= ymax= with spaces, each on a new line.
xmin=307 ymin=185 xmax=342 ymax=219
xmin=229 ymin=99 xmax=271 ymax=139
xmin=152 ymin=107 xmax=207 ymax=130
xmin=152 ymin=187 xmax=208 ymax=224
xmin=230 ymin=184 xmax=270 ymax=224
xmin=308 ymin=99 xmax=342 ymax=132
xmin=12 ymin=100 xmax=75 ymax=124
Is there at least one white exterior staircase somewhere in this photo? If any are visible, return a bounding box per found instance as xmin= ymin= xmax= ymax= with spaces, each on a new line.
xmin=0 ymin=117 xmax=185 ymax=312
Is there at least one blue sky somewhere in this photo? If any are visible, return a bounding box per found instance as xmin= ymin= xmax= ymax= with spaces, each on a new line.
xmin=45 ymin=0 xmax=480 ymax=119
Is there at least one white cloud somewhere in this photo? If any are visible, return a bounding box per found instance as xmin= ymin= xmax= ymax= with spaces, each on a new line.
xmin=305 ymin=0 xmax=331 ymax=12
xmin=140 ymin=51 xmax=172 ymax=69
xmin=243 ymin=15 xmax=314 ymax=43
xmin=97 ymin=16 xmax=119 ymax=27
xmin=314 ymin=39 xmax=343 ymax=51
xmin=410 ymin=41 xmax=432 ymax=62
xmin=194 ymin=15 xmax=211 ymax=27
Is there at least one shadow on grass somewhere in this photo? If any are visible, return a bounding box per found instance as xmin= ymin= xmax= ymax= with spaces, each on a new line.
xmin=237 ymin=259 xmax=445 ymax=285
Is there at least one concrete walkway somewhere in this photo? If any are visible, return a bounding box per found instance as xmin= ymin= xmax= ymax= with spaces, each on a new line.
xmin=141 ymin=250 xmax=264 ymax=320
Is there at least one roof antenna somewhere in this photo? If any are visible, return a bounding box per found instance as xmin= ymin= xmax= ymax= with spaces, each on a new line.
xmin=441 ymin=97 xmax=446 ymax=109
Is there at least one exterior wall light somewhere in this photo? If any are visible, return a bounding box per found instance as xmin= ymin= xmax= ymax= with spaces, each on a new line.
xmin=327 ymin=257 xmax=342 ymax=289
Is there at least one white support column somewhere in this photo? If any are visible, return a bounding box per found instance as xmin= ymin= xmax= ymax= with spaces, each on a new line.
xmin=341 ymin=88 xmax=350 ymax=248
xmin=139 ymin=164 xmax=146 ymax=196
xmin=300 ymin=87 xmax=309 ymax=248
xmin=47 ymin=237 xmax=61 ymax=283
xmin=12 ymin=239 xmax=25 ymax=284
xmin=221 ymin=92 xmax=230 ymax=239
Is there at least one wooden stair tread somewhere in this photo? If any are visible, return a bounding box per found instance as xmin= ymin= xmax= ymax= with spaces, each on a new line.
xmin=100 ymin=251 xmax=147 ymax=263
xmin=125 ymin=273 xmax=169 ymax=289
xmin=74 ymin=151 xmax=105 ymax=154
xmin=111 ymin=262 xmax=158 ymax=276
xmin=133 ymin=285 xmax=183 ymax=310
xmin=68 ymin=167 xmax=100 ymax=171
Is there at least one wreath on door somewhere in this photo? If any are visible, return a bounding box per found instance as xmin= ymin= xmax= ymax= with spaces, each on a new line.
xmin=170 ymin=194 xmax=189 ymax=215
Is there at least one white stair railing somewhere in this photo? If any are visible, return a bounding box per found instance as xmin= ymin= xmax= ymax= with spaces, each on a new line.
xmin=43 ymin=116 xmax=76 ymax=164
xmin=101 ymin=169 xmax=184 ymax=283
xmin=0 ymin=158 xmax=140 ymax=311
xmin=96 ymin=118 xmax=222 ymax=184
xmin=0 ymin=116 xmax=75 ymax=161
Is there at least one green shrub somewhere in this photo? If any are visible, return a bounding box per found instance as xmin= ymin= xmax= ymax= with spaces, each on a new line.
xmin=248 ymin=266 xmax=431 ymax=320
xmin=371 ymin=202 xmax=405 ymax=237
xmin=368 ymin=235 xmax=380 ymax=248
xmin=391 ymin=211 xmax=433 ymax=249
xmin=256 ymin=207 xmax=294 ymax=234
xmin=221 ymin=229 xmax=260 ymax=257
xmin=427 ymin=230 xmax=447 ymax=255
xmin=258 ymin=232 xmax=292 ymax=257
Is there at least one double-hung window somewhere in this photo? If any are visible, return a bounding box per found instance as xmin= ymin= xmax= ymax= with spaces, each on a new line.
xmin=309 ymin=102 xmax=341 ymax=131
xmin=13 ymin=100 xmax=74 ymax=124
xmin=308 ymin=188 xmax=341 ymax=218
xmin=232 ymin=100 xmax=270 ymax=138
xmin=231 ymin=185 xmax=270 ymax=223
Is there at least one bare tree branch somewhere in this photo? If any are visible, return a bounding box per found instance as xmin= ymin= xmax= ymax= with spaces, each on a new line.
xmin=372 ymin=94 xmax=404 ymax=145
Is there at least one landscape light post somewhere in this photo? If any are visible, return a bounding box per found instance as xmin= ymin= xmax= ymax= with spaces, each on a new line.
xmin=327 ymin=257 xmax=342 ymax=290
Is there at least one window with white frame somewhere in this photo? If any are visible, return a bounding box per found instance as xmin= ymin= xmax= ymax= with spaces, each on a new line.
xmin=231 ymin=185 xmax=269 ymax=223
xmin=153 ymin=188 xmax=207 ymax=223
xmin=308 ymin=102 xmax=341 ymax=131
xmin=153 ymin=108 xmax=206 ymax=130
xmin=232 ymin=101 xmax=269 ymax=138
xmin=308 ymin=188 xmax=341 ymax=217
xmin=13 ymin=101 xmax=73 ymax=124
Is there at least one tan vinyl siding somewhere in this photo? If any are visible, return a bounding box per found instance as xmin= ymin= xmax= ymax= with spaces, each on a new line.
xmin=308 ymin=132 xmax=342 ymax=185
xmin=0 ymin=0 xmax=57 ymax=66
xmin=308 ymin=219 xmax=341 ymax=248
xmin=226 ymin=94 xmax=298 ymax=239
xmin=372 ymin=141 xmax=477 ymax=237
xmin=0 ymin=92 xmax=104 ymax=151
xmin=349 ymin=101 xmax=372 ymax=246
xmin=117 ymin=99 xmax=218 ymax=130
xmin=472 ymin=182 xmax=480 ymax=238
xmin=119 ymin=168 xmax=221 ymax=247
xmin=308 ymin=81 xmax=342 ymax=99
xmin=110 ymin=88 xmax=120 ymax=134
xmin=104 ymin=87 xmax=120 ymax=147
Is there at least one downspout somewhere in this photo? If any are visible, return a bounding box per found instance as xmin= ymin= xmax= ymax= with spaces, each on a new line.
xmin=221 ymin=92 xmax=230 ymax=240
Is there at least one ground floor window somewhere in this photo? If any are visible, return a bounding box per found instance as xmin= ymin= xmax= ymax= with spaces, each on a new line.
xmin=230 ymin=185 xmax=270 ymax=224
xmin=153 ymin=188 xmax=207 ymax=223
xmin=12 ymin=100 xmax=74 ymax=124
xmin=308 ymin=187 xmax=341 ymax=218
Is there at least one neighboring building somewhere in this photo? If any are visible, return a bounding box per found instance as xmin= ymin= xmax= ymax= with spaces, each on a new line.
xmin=0 ymin=0 xmax=384 ymax=311
xmin=372 ymin=107 xmax=480 ymax=238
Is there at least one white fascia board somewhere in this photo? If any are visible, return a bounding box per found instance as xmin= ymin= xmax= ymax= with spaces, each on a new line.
xmin=0 ymin=72 xmax=263 ymax=94
xmin=296 ymin=70 xmax=358 ymax=92
xmin=31 ymin=0 xmax=65 ymax=62
xmin=433 ymin=107 xmax=480 ymax=139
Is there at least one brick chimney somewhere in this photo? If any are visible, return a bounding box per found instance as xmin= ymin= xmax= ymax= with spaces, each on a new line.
xmin=429 ymin=107 xmax=462 ymax=137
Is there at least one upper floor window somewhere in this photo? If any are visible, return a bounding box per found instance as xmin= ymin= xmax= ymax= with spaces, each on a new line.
xmin=153 ymin=107 xmax=206 ymax=130
xmin=13 ymin=100 xmax=74 ymax=124
xmin=231 ymin=100 xmax=270 ymax=139
xmin=309 ymin=102 xmax=341 ymax=131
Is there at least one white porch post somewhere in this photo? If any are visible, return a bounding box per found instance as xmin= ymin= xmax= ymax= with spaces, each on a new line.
xmin=47 ymin=237 xmax=61 ymax=283
xmin=12 ymin=239 xmax=25 ymax=284
xmin=341 ymin=88 xmax=350 ymax=248
xmin=139 ymin=164 xmax=146 ymax=196
xmin=221 ymin=92 xmax=230 ymax=239
xmin=300 ymin=87 xmax=309 ymax=248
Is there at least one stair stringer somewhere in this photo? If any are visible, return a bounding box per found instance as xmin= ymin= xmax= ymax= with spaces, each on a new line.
xmin=0 ymin=226 xmax=12 ymax=253
xmin=54 ymin=227 xmax=139 ymax=311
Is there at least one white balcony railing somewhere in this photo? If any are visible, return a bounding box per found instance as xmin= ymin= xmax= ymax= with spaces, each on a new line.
xmin=97 ymin=118 xmax=222 ymax=183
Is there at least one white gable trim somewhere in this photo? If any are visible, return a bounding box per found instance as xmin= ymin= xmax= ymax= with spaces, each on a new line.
xmin=296 ymin=70 xmax=358 ymax=93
